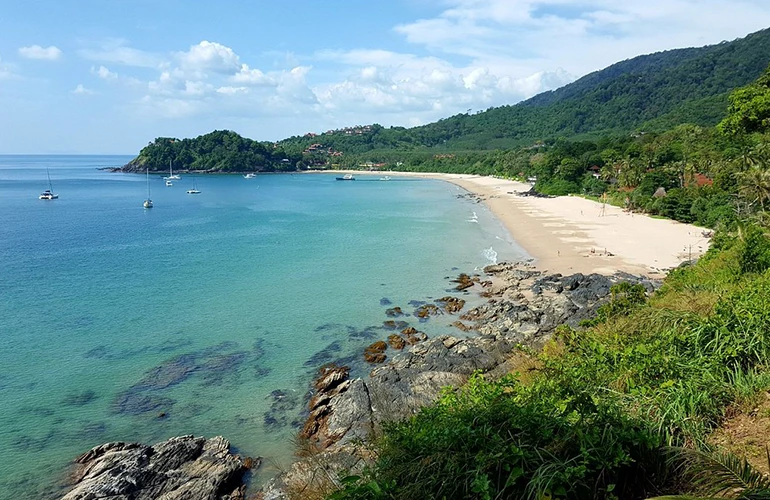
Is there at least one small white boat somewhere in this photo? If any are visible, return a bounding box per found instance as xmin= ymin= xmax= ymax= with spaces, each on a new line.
xmin=165 ymin=179 xmax=173 ymax=187
xmin=163 ymin=160 xmax=181 ymax=181
xmin=380 ymin=176 xmax=391 ymax=181
xmin=243 ymin=173 xmax=257 ymax=179
xmin=39 ymin=168 xmax=58 ymax=200
xmin=336 ymin=174 xmax=355 ymax=181
xmin=143 ymin=168 xmax=153 ymax=208
xmin=186 ymin=178 xmax=201 ymax=194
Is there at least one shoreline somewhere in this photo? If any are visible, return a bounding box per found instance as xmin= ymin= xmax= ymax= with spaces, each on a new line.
xmin=313 ymin=170 xmax=711 ymax=277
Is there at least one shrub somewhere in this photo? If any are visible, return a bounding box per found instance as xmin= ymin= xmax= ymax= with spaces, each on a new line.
xmin=352 ymin=373 xmax=662 ymax=500
xmin=736 ymin=224 xmax=770 ymax=274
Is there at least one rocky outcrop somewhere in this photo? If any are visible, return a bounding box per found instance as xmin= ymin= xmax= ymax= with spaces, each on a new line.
xmin=298 ymin=364 xmax=374 ymax=451
xmin=451 ymin=273 xmax=479 ymax=291
xmin=466 ymin=264 xmax=657 ymax=348
xmin=363 ymin=341 xmax=388 ymax=363
xmin=438 ymin=296 xmax=466 ymax=313
xmin=61 ymin=435 xmax=254 ymax=500
xmin=258 ymin=262 xmax=659 ymax=498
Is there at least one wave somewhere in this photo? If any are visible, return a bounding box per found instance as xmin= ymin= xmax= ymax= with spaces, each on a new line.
xmin=482 ymin=246 xmax=498 ymax=265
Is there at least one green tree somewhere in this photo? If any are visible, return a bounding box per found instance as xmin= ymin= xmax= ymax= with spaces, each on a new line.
xmin=719 ymin=64 xmax=770 ymax=136
xmin=737 ymin=165 xmax=770 ymax=210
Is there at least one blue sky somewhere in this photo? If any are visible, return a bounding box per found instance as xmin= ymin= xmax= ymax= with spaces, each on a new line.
xmin=2 ymin=0 xmax=770 ymax=154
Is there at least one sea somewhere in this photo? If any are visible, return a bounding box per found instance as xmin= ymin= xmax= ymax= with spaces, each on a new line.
xmin=0 ymin=155 xmax=528 ymax=498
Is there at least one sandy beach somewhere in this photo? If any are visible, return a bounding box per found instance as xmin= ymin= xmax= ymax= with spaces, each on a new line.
xmin=319 ymin=170 xmax=711 ymax=277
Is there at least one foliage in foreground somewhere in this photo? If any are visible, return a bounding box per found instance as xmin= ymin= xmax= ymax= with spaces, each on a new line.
xmin=650 ymin=446 xmax=770 ymax=500
xmin=328 ymin=227 xmax=770 ymax=500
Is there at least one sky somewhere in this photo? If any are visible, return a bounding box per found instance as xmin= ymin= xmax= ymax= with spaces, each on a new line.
xmin=2 ymin=1 xmax=770 ymax=154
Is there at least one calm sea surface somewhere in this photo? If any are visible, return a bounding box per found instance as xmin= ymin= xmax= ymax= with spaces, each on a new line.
xmin=0 ymin=155 xmax=527 ymax=498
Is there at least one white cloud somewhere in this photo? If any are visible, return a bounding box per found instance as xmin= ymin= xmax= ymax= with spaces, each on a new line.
xmin=217 ymin=86 xmax=249 ymax=95
xmin=275 ymin=66 xmax=318 ymax=105
xmin=183 ymin=80 xmax=211 ymax=96
xmin=78 ymin=39 xmax=160 ymax=68
xmin=311 ymin=47 xmax=573 ymax=120
xmin=232 ymin=64 xmax=276 ymax=86
xmin=92 ymin=65 xmax=118 ymax=80
xmin=72 ymin=84 xmax=93 ymax=95
xmin=138 ymin=96 xmax=201 ymax=118
xmin=178 ymin=41 xmax=240 ymax=75
xmin=394 ymin=0 xmax=770 ymax=77
xmin=18 ymin=45 xmax=62 ymax=61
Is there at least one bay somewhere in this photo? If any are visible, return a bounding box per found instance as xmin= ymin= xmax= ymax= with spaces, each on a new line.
xmin=0 ymin=155 xmax=527 ymax=498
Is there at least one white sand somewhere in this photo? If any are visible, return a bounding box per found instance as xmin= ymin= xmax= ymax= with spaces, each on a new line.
xmin=310 ymin=170 xmax=712 ymax=277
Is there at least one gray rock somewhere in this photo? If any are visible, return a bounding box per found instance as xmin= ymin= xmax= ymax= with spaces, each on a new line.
xmin=61 ymin=435 xmax=253 ymax=500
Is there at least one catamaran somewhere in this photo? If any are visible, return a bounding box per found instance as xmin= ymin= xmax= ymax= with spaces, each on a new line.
xmin=39 ymin=168 xmax=58 ymax=200
xmin=164 ymin=160 xmax=181 ymax=181
xmin=186 ymin=177 xmax=201 ymax=194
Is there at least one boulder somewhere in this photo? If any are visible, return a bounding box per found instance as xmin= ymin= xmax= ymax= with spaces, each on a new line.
xmin=62 ymin=435 xmax=253 ymax=500
xmin=437 ymin=296 xmax=466 ymax=314
xmin=387 ymin=334 xmax=406 ymax=350
xmin=363 ymin=341 xmax=388 ymax=364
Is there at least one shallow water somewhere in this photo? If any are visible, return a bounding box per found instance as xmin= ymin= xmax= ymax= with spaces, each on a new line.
xmin=0 ymin=155 xmax=528 ymax=497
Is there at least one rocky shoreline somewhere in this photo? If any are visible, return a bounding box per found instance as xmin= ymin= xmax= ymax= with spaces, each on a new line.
xmin=255 ymin=262 xmax=658 ymax=499
xmin=57 ymin=262 xmax=658 ymax=499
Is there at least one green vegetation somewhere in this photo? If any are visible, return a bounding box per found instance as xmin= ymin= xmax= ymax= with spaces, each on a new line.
xmin=325 ymin=223 xmax=770 ymax=500
xmin=319 ymin=49 xmax=770 ymax=500
xmin=123 ymin=129 xmax=302 ymax=173
xmin=274 ymin=27 xmax=770 ymax=157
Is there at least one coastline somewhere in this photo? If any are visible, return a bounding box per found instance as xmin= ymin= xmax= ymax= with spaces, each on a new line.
xmin=314 ymin=170 xmax=711 ymax=277
xmin=55 ymin=168 xmax=711 ymax=498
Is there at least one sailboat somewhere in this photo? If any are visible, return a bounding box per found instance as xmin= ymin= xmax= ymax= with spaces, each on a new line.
xmin=163 ymin=160 xmax=181 ymax=181
xmin=143 ymin=168 xmax=153 ymax=208
xmin=39 ymin=168 xmax=58 ymax=200
xmin=186 ymin=177 xmax=201 ymax=194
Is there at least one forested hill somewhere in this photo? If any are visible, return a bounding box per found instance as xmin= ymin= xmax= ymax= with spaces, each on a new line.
xmin=123 ymin=27 xmax=770 ymax=172
xmin=277 ymin=26 xmax=770 ymax=153
xmin=120 ymin=130 xmax=302 ymax=173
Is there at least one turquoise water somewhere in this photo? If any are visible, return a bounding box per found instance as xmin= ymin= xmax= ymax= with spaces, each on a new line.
xmin=0 ymin=156 xmax=527 ymax=498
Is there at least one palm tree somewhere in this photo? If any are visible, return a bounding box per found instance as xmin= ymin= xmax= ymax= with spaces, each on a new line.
xmin=738 ymin=166 xmax=770 ymax=211
xmin=648 ymin=446 xmax=770 ymax=500
xmin=618 ymin=156 xmax=645 ymax=188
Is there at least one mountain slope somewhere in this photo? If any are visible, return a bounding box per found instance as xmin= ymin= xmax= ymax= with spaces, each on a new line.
xmin=278 ymin=27 xmax=770 ymax=154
